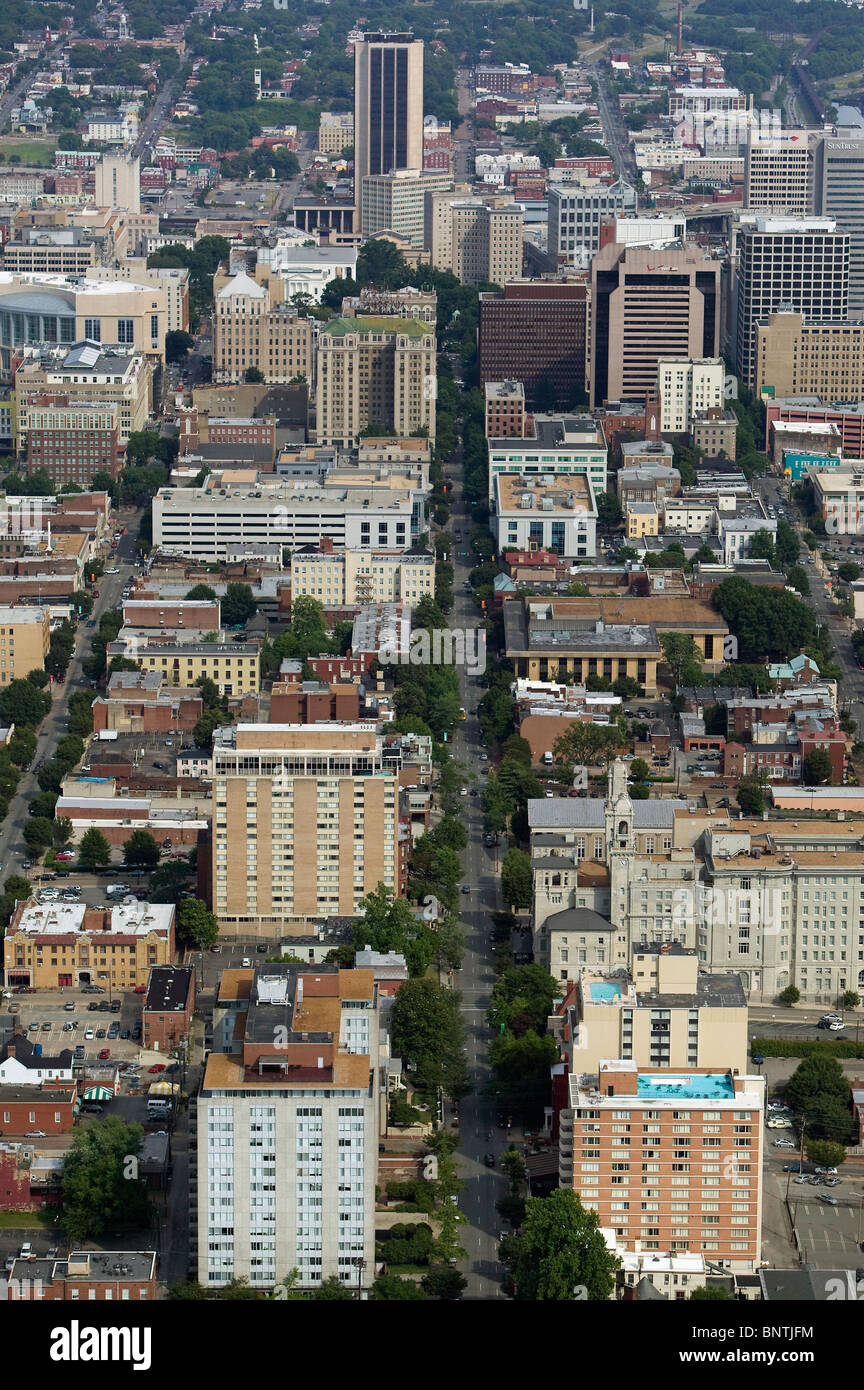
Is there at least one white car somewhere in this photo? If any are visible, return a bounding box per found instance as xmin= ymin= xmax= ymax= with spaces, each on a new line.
xmin=84 ymin=1028 xmax=95 ymax=1039
xmin=772 ymin=1138 xmax=796 ymax=1149
xmin=241 ymin=957 xmax=251 ymax=968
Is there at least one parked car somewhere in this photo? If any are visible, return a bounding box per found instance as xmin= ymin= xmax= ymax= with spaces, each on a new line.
xmin=773 ymin=1138 xmax=796 ymax=1149
xmin=54 ymin=850 xmax=74 ymax=862
xmin=84 ymin=1029 xmax=95 ymax=1040
xmin=149 ymin=1064 xmax=166 ymax=1074
xmin=98 ymin=1048 xmax=111 ymax=1060
xmin=64 ymin=1001 xmax=75 ymax=1012
xmin=819 ymin=1192 xmax=839 ymax=1206
xmin=73 ymin=1045 xmax=85 ymax=1059
xmin=95 ymin=1028 xmax=106 ymax=1039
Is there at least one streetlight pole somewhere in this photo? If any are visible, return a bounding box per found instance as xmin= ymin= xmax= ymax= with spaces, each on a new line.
xmin=352 ymin=1256 xmax=366 ymax=1300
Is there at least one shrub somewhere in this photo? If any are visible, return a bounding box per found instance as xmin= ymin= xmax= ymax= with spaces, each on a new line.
xmin=751 ymin=1038 xmax=864 ymax=1059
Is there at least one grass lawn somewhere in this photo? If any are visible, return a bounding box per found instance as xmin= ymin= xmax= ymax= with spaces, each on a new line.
xmin=0 ymin=1210 xmax=61 ymax=1229
xmin=0 ymin=139 xmax=58 ymax=167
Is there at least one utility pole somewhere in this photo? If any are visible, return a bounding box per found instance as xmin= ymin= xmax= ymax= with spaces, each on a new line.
xmin=785 ymin=1110 xmax=806 ymax=1210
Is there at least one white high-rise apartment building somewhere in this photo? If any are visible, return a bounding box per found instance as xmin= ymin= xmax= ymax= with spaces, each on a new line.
xmin=197 ymin=963 xmax=380 ymax=1290
xmin=657 ymin=357 xmax=725 ymax=434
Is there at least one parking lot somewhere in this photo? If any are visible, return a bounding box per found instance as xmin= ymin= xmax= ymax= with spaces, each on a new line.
xmin=4 ymin=990 xmax=144 ymax=1061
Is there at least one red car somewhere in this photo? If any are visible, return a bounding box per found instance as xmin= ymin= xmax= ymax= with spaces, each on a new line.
xmin=148 ymin=1064 xmax=166 ymax=1074
xmin=133 ymin=985 xmax=146 ymax=993
xmin=54 ymin=851 xmax=74 ymax=862
xmin=98 ymin=1048 xmax=111 ymax=1060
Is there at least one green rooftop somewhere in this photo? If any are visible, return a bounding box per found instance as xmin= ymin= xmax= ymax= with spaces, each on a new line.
xmin=322 ymin=315 xmax=431 ymax=338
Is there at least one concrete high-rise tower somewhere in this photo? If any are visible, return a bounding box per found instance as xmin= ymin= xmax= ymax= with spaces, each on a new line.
xmin=354 ymin=32 xmax=424 ymax=227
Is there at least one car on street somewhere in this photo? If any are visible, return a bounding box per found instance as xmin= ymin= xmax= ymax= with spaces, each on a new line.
xmin=461 ymin=885 xmax=471 ymax=894
xmin=773 ymin=1138 xmax=796 ymax=1148
xmin=484 ymin=1153 xmax=495 ymax=1167
xmin=25 ymin=1130 xmax=46 ymax=1138
xmin=149 ymin=1064 xmax=166 ymax=1073
xmin=819 ymin=1192 xmax=839 ymax=1205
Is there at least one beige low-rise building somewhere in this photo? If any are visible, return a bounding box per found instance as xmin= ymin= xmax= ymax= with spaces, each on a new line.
xmin=318 ymin=111 xmax=354 ymax=154
xmin=290 ymin=545 xmax=434 ymax=611
xmin=626 ymin=501 xmax=659 ymax=538
xmin=4 ymin=899 xmax=175 ymax=990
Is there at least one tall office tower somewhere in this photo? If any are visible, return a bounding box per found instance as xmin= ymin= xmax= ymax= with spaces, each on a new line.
xmin=94 ymin=153 xmax=140 ymax=214
xmin=478 ymin=280 xmax=589 ymax=408
xmin=316 ymin=313 xmax=436 ymax=446
xmin=590 ymin=244 xmax=721 ymax=407
xmin=197 ymin=961 xmax=380 ymax=1291
xmin=354 ymin=33 xmax=424 ymax=228
xmin=734 ymin=217 xmax=849 ymax=389
xmin=212 ymin=723 xmax=403 ymax=930
xmin=558 ymin=1062 xmax=764 ymax=1269
xmin=814 ymin=133 xmax=864 ymax=315
xmin=547 ymin=179 xmax=637 ymax=264
xmin=743 ymin=130 xmax=817 ymax=215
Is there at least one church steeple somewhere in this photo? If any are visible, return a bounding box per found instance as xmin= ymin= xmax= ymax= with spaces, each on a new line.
xmin=605 ymin=757 xmax=634 ymax=852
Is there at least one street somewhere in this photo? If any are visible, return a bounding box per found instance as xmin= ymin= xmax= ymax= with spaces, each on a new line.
xmin=444 ymin=487 xmax=510 ymax=1298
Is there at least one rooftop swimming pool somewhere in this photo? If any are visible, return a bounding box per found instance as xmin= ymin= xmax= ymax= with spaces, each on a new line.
xmin=589 ymin=981 xmax=624 ymax=1002
xmin=636 ymin=1073 xmax=735 ymax=1101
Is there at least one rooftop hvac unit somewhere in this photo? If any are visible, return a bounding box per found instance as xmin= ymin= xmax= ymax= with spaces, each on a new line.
xmin=520 ymin=493 xmax=534 ymax=509
xmin=542 ymin=495 xmax=554 ymax=511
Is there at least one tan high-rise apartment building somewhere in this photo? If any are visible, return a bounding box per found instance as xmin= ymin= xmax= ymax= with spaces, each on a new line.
xmin=198 ymin=962 xmax=381 ymax=1291
xmin=95 ymin=153 xmax=141 ymax=214
xmin=744 ymin=130 xmax=817 ymax=215
xmin=212 ymin=723 xmax=402 ymax=929
xmin=425 ymin=192 xmax=523 ymax=286
xmin=213 ymin=272 xmax=312 ymax=385
xmin=0 ymin=605 xmax=50 ymax=682
xmin=315 ymin=314 xmax=436 ymax=446
xmin=590 ymin=243 xmax=721 ymax=406
xmin=558 ymin=1062 xmax=764 ymax=1269
xmin=354 ymin=33 xmax=424 ymax=227
xmin=755 ymin=309 xmax=864 ymax=397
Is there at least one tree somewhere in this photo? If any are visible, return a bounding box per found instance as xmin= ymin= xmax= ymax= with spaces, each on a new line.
xmin=500 ymin=1147 xmax=527 ymax=1190
xmin=779 ymin=984 xmax=801 ymax=1006
xmin=165 ymin=330 xmax=194 ymax=363
xmin=629 ymin=757 xmax=650 ymax=783
xmin=26 ymin=668 xmax=49 ymax=688
xmin=0 ymin=679 xmax=50 ymax=727
xmin=421 ymin=1265 xmax=466 ymax=1300
xmin=390 ymin=977 xmax=467 ymax=1097
xmin=177 ymin=897 xmax=219 ymax=950
xmin=221 ymin=582 xmax=256 ymax=626
xmin=23 ymin=816 xmax=53 ymax=853
xmin=61 ymin=1116 xmax=152 ymax=1241
xmin=838 ymin=561 xmax=861 ymax=583
xmin=775 ymin=517 xmax=800 ymax=567
xmin=28 ymin=791 xmax=58 ymax=820
xmin=77 ymin=827 xmax=111 ymax=871
xmin=595 ymin=490 xmax=622 ymax=528
xmin=690 ymin=1285 xmax=734 ymax=1300
xmin=186 ymin=583 xmax=218 ymax=602
xmin=805 ymin=1139 xmax=846 ymax=1169
xmin=499 ymin=1189 xmax=619 ymax=1300
xmin=488 ymin=964 xmax=558 ymax=1036
xmin=501 ymin=848 xmax=533 ymax=910
xmin=842 ymin=990 xmax=860 ymax=1009
xmin=786 ymin=1052 xmax=852 ymax=1142
xmin=552 ymin=721 xmax=622 ymax=771
xmin=736 ymin=779 xmax=765 ymax=817
xmin=660 ymin=632 xmax=704 ymax=688
xmin=354 ymin=882 xmax=435 ymax=977
xmin=123 ymin=830 xmax=160 ymax=869
xmin=53 ymin=818 xmax=73 ymax=850
xmin=488 ymin=1030 xmax=558 ymax=1124
xmin=612 ymin=675 xmax=640 ymax=699
xmin=785 ymin=564 xmax=810 ymax=597
xmin=749 ymin=528 xmax=776 ymax=563
xmin=803 ymin=748 xmax=833 ymax=786
xmin=243 ymin=366 xmax=265 ymax=383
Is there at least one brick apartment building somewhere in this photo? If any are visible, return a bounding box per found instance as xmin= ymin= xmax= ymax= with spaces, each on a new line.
xmin=92 ymin=669 xmax=204 ymax=734
xmin=121 ymin=598 xmax=221 ymax=631
xmin=26 ymin=395 xmax=121 ymax=485
xmin=478 ymin=280 xmax=589 ymax=407
xmin=9 ymin=1250 xmax=157 ymax=1300
xmin=270 ymin=680 xmax=360 ymax=723
xmin=559 ymin=1062 xmax=764 ymax=1270
xmin=142 ymin=964 xmax=195 ymax=1051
